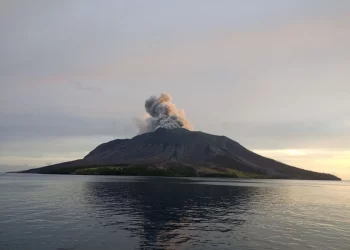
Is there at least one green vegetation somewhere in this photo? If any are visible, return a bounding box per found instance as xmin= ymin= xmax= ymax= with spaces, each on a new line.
xmin=31 ymin=164 xmax=265 ymax=178
xmin=74 ymin=165 xmax=197 ymax=177
xmin=194 ymin=166 xmax=266 ymax=178
xmin=74 ymin=166 xmax=124 ymax=175
xmin=226 ymin=169 xmax=266 ymax=178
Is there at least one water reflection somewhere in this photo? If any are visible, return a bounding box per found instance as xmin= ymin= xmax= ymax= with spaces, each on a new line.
xmin=83 ymin=177 xmax=267 ymax=249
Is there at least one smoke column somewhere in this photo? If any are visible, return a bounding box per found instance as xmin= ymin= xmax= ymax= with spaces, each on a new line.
xmin=135 ymin=93 xmax=192 ymax=134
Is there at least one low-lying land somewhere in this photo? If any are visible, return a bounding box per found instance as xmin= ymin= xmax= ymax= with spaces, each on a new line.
xmin=34 ymin=165 xmax=264 ymax=178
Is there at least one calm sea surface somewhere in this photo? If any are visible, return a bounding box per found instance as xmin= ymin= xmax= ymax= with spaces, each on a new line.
xmin=0 ymin=174 xmax=349 ymax=250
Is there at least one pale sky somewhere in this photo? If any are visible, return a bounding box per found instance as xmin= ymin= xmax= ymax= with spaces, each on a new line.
xmin=1 ymin=1 xmax=349 ymax=179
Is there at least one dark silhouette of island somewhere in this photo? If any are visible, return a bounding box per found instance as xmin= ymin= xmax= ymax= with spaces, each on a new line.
xmin=20 ymin=128 xmax=340 ymax=180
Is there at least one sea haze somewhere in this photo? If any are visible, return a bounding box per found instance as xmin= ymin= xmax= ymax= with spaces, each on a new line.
xmin=0 ymin=174 xmax=349 ymax=250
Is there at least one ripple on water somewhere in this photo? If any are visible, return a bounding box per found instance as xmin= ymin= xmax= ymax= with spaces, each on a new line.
xmin=0 ymin=175 xmax=350 ymax=250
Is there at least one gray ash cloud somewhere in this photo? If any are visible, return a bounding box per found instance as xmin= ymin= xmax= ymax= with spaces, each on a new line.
xmin=135 ymin=93 xmax=192 ymax=134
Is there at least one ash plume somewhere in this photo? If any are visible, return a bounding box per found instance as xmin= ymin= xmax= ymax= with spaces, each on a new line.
xmin=135 ymin=93 xmax=192 ymax=134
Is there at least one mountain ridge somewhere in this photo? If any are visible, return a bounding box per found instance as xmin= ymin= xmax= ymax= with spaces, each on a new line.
xmin=20 ymin=128 xmax=341 ymax=180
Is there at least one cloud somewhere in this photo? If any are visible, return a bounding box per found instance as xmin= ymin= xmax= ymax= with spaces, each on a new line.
xmin=76 ymin=13 xmax=350 ymax=83
xmin=0 ymin=113 xmax=135 ymax=141
xmin=0 ymin=135 xmax=118 ymax=170
xmin=218 ymin=119 xmax=350 ymax=149
xmin=75 ymin=82 xmax=104 ymax=95
xmin=136 ymin=93 xmax=192 ymax=133
xmin=253 ymin=148 xmax=350 ymax=180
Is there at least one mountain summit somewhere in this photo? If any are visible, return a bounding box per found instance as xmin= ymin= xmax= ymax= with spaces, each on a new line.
xmin=21 ymin=128 xmax=340 ymax=180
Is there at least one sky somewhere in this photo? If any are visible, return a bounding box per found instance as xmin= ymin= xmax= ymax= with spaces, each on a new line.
xmin=1 ymin=1 xmax=349 ymax=179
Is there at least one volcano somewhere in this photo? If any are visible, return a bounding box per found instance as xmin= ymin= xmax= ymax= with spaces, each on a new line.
xmin=21 ymin=128 xmax=340 ymax=180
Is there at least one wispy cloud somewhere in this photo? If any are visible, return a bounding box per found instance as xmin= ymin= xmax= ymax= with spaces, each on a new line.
xmin=75 ymin=82 xmax=104 ymax=95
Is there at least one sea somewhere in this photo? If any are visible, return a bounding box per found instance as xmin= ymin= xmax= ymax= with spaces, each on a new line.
xmin=0 ymin=173 xmax=349 ymax=250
